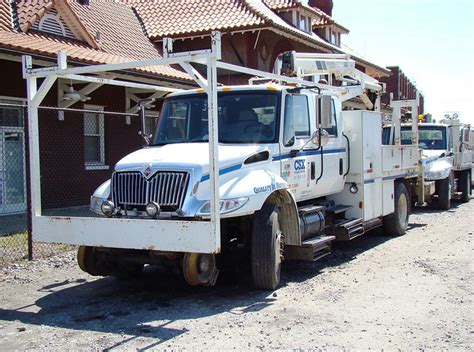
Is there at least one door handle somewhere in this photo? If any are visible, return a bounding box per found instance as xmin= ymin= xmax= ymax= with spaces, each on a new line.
xmin=343 ymin=133 xmax=350 ymax=177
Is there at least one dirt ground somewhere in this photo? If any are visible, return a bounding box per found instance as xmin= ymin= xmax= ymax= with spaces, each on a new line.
xmin=0 ymin=201 xmax=472 ymax=351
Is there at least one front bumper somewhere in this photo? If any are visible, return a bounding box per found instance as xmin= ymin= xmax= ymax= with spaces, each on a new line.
xmin=32 ymin=215 xmax=220 ymax=253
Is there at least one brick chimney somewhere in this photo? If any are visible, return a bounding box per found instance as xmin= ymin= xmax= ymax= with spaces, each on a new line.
xmin=308 ymin=0 xmax=333 ymax=16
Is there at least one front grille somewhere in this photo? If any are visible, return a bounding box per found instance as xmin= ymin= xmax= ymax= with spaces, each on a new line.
xmin=112 ymin=171 xmax=190 ymax=211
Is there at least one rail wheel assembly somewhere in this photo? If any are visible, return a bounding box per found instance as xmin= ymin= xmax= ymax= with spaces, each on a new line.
xmin=77 ymin=246 xmax=102 ymax=276
xmin=182 ymin=253 xmax=219 ymax=286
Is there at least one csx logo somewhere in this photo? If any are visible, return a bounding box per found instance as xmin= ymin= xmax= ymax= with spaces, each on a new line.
xmin=294 ymin=160 xmax=306 ymax=170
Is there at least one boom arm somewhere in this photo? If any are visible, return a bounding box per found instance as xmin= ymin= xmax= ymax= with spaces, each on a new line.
xmin=275 ymin=51 xmax=383 ymax=110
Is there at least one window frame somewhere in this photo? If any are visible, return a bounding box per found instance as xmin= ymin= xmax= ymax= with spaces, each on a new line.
xmin=83 ymin=104 xmax=108 ymax=170
xmin=326 ymin=98 xmax=338 ymax=138
xmin=299 ymin=15 xmax=307 ymax=31
xmin=0 ymin=96 xmax=26 ymax=128
xmin=283 ymin=93 xmax=311 ymax=147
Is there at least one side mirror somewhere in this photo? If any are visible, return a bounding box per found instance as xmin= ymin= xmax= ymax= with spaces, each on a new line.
xmin=138 ymin=99 xmax=155 ymax=146
xmin=311 ymin=129 xmax=330 ymax=147
xmin=315 ymin=95 xmax=333 ymax=129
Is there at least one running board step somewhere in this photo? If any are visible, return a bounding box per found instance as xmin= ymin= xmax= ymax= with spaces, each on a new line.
xmin=333 ymin=218 xmax=365 ymax=241
xmin=285 ymin=235 xmax=335 ymax=262
xmin=325 ymin=204 xmax=353 ymax=215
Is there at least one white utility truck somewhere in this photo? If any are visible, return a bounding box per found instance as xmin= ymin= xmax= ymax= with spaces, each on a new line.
xmin=23 ymin=33 xmax=421 ymax=290
xmin=383 ymin=113 xmax=472 ymax=209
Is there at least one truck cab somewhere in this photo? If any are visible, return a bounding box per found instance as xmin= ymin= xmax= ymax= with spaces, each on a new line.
xmin=91 ymin=85 xmax=347 ymax=221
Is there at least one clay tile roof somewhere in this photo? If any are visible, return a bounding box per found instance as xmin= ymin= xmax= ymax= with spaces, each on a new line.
xmin=264 ymin=0 xmax=298 ymax=10
xmin=16 ymin=0 xmax=54 ymax=32
xmin=0 ymin=29 xmax=190 ymax=80
xmin=0 ymin=0 xmax=191 ymax=82
xmin=68 ymin=0 xmax=162 ymax=60
xmin=0 ymin=1 xmax=13 ymax=30
xmin=122 ymin=0 xmax=264 ymax=38
xmin=263 ymin=0 xmax=348 ymax=32
xmin=124 ymin=0 xmax=388 ymax=76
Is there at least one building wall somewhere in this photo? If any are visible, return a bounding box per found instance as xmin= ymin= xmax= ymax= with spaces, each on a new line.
xmin=0 ymin=59 xmax=25 ymax=99
xmin=380 ymin=66 xmax=424 ymax=114
xmin=39 ymin=85 xmax=143 ymax=209
xmin=0 ymin=58 xmax=144 ymax=210
xmin=170 ymin=30 xmax=325 ymax=84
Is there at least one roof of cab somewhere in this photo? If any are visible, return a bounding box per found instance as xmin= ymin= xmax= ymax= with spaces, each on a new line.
xmin=167 ymin=84 xmax=288 ymax=98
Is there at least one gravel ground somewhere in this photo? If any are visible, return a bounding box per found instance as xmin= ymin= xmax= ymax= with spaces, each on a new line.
xmin=0 ymin=200 xmax=472 ymax=351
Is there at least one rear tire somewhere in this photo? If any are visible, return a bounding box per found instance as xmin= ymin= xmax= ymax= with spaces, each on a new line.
xmin=251 ymin=202 xmax=283 ymax=290
xmin=437 ymin=177 xmax=451 ymax=210
xmin=383 ymin=182 xmax=410 ymax=236
xmin=459 ymin=171 xmax=471 ymax=203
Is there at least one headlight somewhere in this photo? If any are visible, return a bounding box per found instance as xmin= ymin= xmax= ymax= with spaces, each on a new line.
xmin=197 ymin=197 xmax=249 ymax=215
xmin=101 ymin=200 xmax=115 ymax=217
xmin=425 ymin=170 xmax=447 ymax=180
xmin=424 ymin=164 xmax=451 ymax=180
xmin=90 ymin=196 xmax=107 ymax=214
xmin=145 ymin=202 xmax=161 ymax=218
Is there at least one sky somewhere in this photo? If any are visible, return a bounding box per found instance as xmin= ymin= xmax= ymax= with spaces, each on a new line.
xmin=333 ymin=0 xmax=474 ymax=125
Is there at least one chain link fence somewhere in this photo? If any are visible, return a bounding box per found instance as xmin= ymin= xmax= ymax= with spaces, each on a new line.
xmin=0 ymin=103 xmax=153 ymax=266
xmin=0 ymin=101 xmax=28 ymax=265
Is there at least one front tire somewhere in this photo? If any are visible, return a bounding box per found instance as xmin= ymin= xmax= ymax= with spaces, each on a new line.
xmin=459 ymin=171 xmax=471 ymax=203
xmin=437 ymin=177 xmax=451 ymax=210
xmin=383 ymin=182 xmax=410 ymax=236
xmin=251 ymin=202 xmax=283 ymax=290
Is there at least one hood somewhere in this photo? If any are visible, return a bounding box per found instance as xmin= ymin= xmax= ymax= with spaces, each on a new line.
xmin=421 ymin=149 xmax=453 ymax=166
xmin=421 ymin=150 xmax=446 ymax=159
xmin=115 ymin=143 xmax=271 ymax=174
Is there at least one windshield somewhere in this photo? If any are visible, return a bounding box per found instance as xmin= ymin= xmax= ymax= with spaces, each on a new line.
xmin=403 ymin=126 xmax=447 ymax=149
xmin=153 ymin=91 xmax=280 ymax=145
xmin=382 ymin=126 xmax=447 ymax=150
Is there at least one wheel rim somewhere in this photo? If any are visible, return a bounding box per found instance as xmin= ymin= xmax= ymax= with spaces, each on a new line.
xmin=398 ymin=192 xmax=408 ymax=228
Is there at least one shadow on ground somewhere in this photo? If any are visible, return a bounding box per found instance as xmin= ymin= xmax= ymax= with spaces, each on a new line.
xmin=0 ymin=229 xmax=406 ymax=349
xmin=411 ymin=200 xmax=463 ymax=215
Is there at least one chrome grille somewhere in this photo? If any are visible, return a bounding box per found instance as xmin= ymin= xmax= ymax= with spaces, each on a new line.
xmin=112 ymin=171 xmax=190 ymax=210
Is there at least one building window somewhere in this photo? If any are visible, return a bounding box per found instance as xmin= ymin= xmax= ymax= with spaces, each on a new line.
xmin=0 ymin=98 xmax=24 ymax=127
xmin=330 ymin=30 xmax=338 ymax=46
xmin=299 ymin=15 xmax=307 ymax=31
xmin=83 ymin=105 xmax=107 ymax=170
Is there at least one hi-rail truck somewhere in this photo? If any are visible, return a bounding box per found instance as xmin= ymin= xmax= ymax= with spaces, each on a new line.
xmin=24 ymin=32 xmax=422 ymax=290
xmin=383 ymin=111 xmax=472 ymax=209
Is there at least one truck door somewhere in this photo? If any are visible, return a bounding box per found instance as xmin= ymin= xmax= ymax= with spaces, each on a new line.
xmin=279 ymin=93 xmax=313 ymax=200
xmin=309 ymin=97 xmax=346 ymax=197
xmin=280 ymin=93 xmax=346 ymax=201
